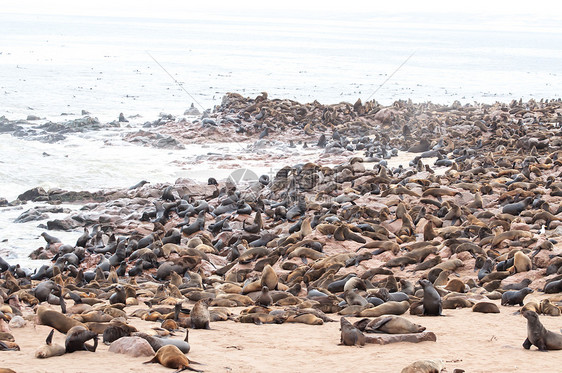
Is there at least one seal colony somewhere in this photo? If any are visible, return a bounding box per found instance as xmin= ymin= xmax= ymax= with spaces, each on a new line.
xmin=2 ymin=93 xmax=562 ymax=371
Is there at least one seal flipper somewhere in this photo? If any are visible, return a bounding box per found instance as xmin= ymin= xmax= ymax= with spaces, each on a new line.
xmin=60 ymin=296 xmax=67 ymax=314
xmin=175 ymin=366 xmax=203 ymax=373
xmin=523 ymin=337 xmax=532 ymax=349
xmin=143 ymin=356 xmax=160 ymax=364
xmin=46 ymin=329 xmax=55 ymax=345
xmin=366 ymin=316 xmax=394 ymax=331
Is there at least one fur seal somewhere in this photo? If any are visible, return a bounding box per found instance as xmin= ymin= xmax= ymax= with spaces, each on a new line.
xmin=109 ymin=285 xmax=127 ymax=305
xmin=419 ymin=279 xmax=442 ymax=316
xmin=340 ymin=317 xmax=365 ymax=346
xmin=540 ymin=299 xmax=561 ymax=316
xmin=508 ymin=251 xmax=532 ymax=273
xmin=501 ymin=288 xmax=533 ymax=306
xmin=358 ymin=301 xmax=410 ymax=317
xmin=544 ymin=279 xmax=562 ymax=294
xmin=363 ymin=316 xmax=426 ymax=334
xmin=35 ymin=329 xmax=66 ymax=358
xmin=65 ymin=325 xmax=98 ymax=353
xmin=260 ymin=264 xmax=278 ymax=290
xmin=144 ymin=344 xmax=202 ymax=372
xmin=255 ymin=286 xmax=273 ymax=307
xmin=522 ymin=310 xmax=562 ymax=351
xmin=472 ymin=302 xmax=500 ymax=313
xmin=36 ymin=306 xmax=85 ymax=334
xmin=190 ymin=298 xmax=211 ymax=329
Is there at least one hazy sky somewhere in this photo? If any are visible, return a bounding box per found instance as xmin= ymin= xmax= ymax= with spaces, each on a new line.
xmin=4 ymin=0 xmax=562 ymax=18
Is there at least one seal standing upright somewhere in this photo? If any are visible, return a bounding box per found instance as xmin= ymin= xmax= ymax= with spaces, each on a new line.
xmin=191 ymin=298 xmax=211 ymax=329
xmin=418 ymin=279 xmax=442 ymax=316
xmin=522 ymin=310 xmax=562 ymax=350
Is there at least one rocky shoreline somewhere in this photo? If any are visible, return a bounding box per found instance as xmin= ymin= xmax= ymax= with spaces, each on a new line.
xmin=2 ymin=93 xmax=562 ymax=372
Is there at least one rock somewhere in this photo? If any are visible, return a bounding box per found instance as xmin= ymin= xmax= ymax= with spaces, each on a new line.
xmin=46 ymin=218 xmax=81 ymax=231
xmin=108 ymin=336 xmax=154 ymax=357
xmin=17 ymin=187 xmax=47 ymax=201
xmin=184 ymin=103 xmax=201 ymax=116
xmin=26 ymin=115 xmax=41 ymax=121
xmin=401 ymin=359 xmax=445 ymax=373
xmin=8 ymin=316 xmax=26 ymax=328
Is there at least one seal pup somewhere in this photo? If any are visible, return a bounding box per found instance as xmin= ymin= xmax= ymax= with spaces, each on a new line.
xmin=418 ymin=279 xmax=442 ymax=316
xmin=35 ymin=329 xmax=66 ymax=358
xmin=522 ymin=310 xmax=562 ymax=351
xmin=340 ymin=317 xmax=365 ymax=346
xmin=501 ymin=288 xmax=533 ymax=306
xmin=65 ymin=325 xmax=98 ymax=353
xmin=144 ymin=344 xmax=203 ymax=372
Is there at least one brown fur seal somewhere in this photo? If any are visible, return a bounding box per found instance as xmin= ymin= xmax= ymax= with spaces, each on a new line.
xmin=472 ymin=302 xmax=500 ymax=313
xmin=191 ymin=298 xmax=211 ymax=329
xmin=35 ymin=329 xmax=66 ymax=358
xmin=358 ymin=301 xmax=410 ymax=317
xmin=65 ymin=325 xmax=98 ymax=353
xmin=508 ymin=251 xmax=532 ymax=273
xmin=144 ymin=344 xmax=202 ymax=372
xmin=36 ymin=306 xmax=86 ymax=334
xmin=540 ymin=299 xmax=561 ymax=316
xmin=344 ymin=289 xmax=368 ymax=307
xmin=363 ymin=316 xmax=426 ymax=334
xmin=522 ymin=310 xmax=562 ymax=351
xmin=340 ymin=317 xmax=365 ymax=346
xmin=260 ymin=264 xmax=278 ymax=290
xmin=442 ymin=296 xmax=473 ymax=309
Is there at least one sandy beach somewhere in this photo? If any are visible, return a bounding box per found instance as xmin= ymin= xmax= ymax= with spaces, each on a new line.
xmin=2 ymin=296 xmax=562 ymax=373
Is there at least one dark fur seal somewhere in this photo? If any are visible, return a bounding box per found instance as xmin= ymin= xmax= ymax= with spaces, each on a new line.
xmin=418 ymin=279 xmax=442 ymax=316
xmin=109 ymin=285 xmax=127 ymax=305
xmin=255 ymin=286 xmax=273 ymax=307
xmin=65 ymin=325 xmax=98 ymax=353
xmin=501 ymin=288 xmax=533 ymax=306
xmin=340 ymin=317 xmax=365 ymax=346
xmin=522 ymin=310 xmax=562 ymax=351
xmin=544 ymin=279 xmax=562 ymax=294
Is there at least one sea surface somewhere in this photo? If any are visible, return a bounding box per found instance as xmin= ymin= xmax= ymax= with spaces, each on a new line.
xmin=1 ymin=6 xmax=561 ymax=267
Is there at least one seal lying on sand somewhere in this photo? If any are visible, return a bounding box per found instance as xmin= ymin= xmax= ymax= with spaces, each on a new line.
xmin=35 ymin=329 xmax=66 ymax=358
xmin=144 ymin=344 xmax=203 ymax=372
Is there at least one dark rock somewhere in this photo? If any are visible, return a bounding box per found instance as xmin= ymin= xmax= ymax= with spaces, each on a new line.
xmin=47 ymin=218 xmax=80 ymax=231
xmin=18 ymin=187 xmax=47 ymax=201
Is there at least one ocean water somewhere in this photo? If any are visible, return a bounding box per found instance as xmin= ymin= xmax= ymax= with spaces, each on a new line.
xmin=1 ymin=6 xmax=561 ymax=266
